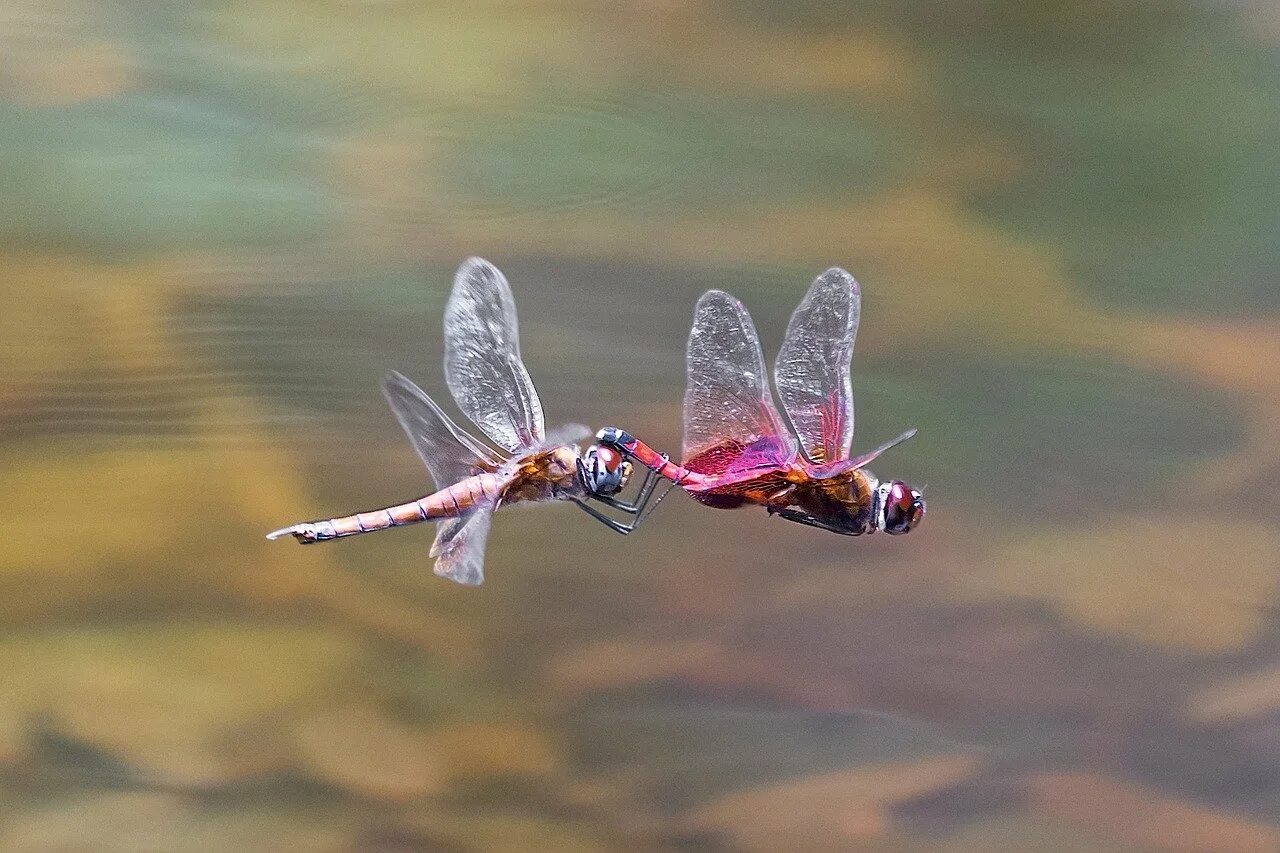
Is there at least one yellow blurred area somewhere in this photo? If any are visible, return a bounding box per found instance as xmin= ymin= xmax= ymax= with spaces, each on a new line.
xmin=215 ymin=0 xmax=605 ymax=96
xmin=969 ymin=518 xmax=1280 ymax=653
xmin=0 ymin=622 xmax=362 ymax=784
xmin=684 ymin=755 xmax=981 ymax=849
xmin=0 ymin=253 xmax=179 ymax=403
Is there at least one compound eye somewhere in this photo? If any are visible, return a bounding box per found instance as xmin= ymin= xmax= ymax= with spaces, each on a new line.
xmin=597 ymin=445 xmax=623 ymax=472
xmin=908 ymin=491 xmax=925 ymax=530
xmin=583 ymin=445 xmax=627 ymax=496
xmin=883 ymin=481 xmax=917 ymax=535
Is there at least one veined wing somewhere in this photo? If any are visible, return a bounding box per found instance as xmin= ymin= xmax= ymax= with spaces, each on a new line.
xmin=444 ymin=258 xmax=545 ymax=453
xmin=430 ymin=502 xmax=496 ymax=586
xmin=774 ymin=268 xmax=859 ymax=465
xmin=683 ymin=290 xmax=795 ymax=470
xmin=383 ymin=371 xmax=503 ymax=491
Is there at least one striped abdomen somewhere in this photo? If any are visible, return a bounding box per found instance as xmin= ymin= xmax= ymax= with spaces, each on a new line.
xmin=266 ymin=472 xmax=505 ymax=544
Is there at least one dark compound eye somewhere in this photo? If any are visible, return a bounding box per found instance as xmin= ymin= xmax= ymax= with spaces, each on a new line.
xmin=909 ymin=492 xmax=926 ymax=528
xmin=883 ymin=481 xmax=923 ymax=535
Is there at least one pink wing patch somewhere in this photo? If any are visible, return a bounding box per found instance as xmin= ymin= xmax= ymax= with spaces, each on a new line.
xmin=684 ymin=439 xmax=748 ymax=475
xmin=684 ymin=434 xmax=796 ymax=494
xmin=724 ymin=435 xmax=795 ymax=474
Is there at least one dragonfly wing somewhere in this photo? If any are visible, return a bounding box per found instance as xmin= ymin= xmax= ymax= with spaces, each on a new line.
xmin=430 ymin=500 xmax=496 ymax=586
xmin=683 ymin=290 xmax=796 ymax=466
xmin=382 ymin=371 xmax=503 ymax=490
xmin=848 ymin=428 xmax=917 ymax=470
xmin=444 ymin=258 xmax=545 ymax=452
xmin=513 ymin=423 xmax=591 ymax=463
xmin=774 ymin=267 xmax=859 ymax=464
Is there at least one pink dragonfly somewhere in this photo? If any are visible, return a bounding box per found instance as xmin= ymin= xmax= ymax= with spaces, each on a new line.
xmin=266 ymin=258 xmax=669 ymax=585
xmin=595 ymin=267 xmax=925 ymax=536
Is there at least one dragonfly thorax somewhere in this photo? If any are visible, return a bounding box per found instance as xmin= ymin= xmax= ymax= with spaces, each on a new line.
xmin=785 ymin=466 xmax=878 ymax=535
xmin=503 ymin=445 xmax=585 ymax=504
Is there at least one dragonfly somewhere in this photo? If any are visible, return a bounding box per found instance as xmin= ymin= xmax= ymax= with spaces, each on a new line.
xmin=595 ymin=267 xmax=926 ymax=537
xmin=266 ymin=258 xmax=670 ymax=585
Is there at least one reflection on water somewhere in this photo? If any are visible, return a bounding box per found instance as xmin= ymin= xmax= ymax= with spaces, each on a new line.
xmin=3 ymin=1 xmax=1280 ymax=848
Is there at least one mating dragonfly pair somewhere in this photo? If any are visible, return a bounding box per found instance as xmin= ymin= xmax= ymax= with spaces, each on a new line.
xmin=268 ymin=259 xmax=925 ymax=585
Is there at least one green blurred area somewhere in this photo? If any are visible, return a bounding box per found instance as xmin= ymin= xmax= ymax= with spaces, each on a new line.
xmin=3 ymin=1 xmax=1280 ymax=849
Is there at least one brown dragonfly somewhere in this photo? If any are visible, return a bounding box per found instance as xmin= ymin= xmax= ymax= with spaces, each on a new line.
xmin=267 ymin=258 xmax=670 ymax=585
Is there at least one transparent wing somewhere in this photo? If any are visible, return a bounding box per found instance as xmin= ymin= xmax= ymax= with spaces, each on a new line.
xmin=683 ymin=290 xmax=795 ymax=463
xmin=382 ymin=371 xmax=504 ymax=491
xmin=430 ymin=502 xmax=495 ymax=587
xmin=443 ymin=258 xmax=545 ymax=452
xmin=511 ymin=423 xmax=590 ymax=464
xmin=774 ymin=267 xmax=860 ymax=464
xmin=848 ymin=428 xmax=917 ymax=470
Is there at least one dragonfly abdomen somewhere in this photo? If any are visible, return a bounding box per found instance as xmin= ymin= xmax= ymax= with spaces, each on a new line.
xmin=420 ymin=472 xmax=505 ymax=517
xmin=266 ymin=472 xmax=505 ymax=544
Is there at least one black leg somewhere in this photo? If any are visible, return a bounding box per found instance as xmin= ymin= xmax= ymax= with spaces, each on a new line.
xmin=772 ymin=507 xmax=857 ymax=535
xmin=574 ymin=443 xmax=683 ymax=535
xmin=590 ymin=465 xmax=658 ymax=513
xmin=573 ymin=466 xmax=680 ymax=535
xmin=634 ymin=477 xmax=678 ymax=525
xmin=572 ymin=496 xmax=652 ymax=534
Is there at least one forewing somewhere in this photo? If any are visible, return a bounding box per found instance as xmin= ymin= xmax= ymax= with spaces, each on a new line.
xmin=430 ymin=502 xmax=496 ymax=586
xmin=774 ymin=267 xmax=860 ymax=464
xmin=683 ymin=290 xmax=795 ymax=465
xmin=444 ymin=258 xmax=545 ymax=452
xmin=382 ymin=372 xmax=502 ymax=491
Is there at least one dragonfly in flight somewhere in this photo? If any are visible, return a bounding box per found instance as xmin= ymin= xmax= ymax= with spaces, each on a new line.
xmin=266 ymin=258 xmax=670 ymax=584
xmin=596 ymin=267 xmax=926 ymax=537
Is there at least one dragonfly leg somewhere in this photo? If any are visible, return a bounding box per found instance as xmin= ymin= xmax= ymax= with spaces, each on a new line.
xmin=572 ymin=432 xmax=689 ymax=534
xmin=771 ymin=506 xmax=857 ymax=536
xmin=590 ymin=464 xmax=658 ymax=513
xmin=572 ymin=496 xmax=643 ymax=535
xmin=572 ymin=463 xmax=679 ymax=535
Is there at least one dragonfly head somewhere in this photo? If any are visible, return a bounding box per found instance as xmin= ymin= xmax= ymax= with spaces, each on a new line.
xmin=876 ymin=479 xmax=925 ymax=535
xmin=579 ymin=443 xmax=632 ymax=496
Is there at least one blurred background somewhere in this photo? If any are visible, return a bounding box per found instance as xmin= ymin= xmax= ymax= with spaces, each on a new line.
xmin=3 ymin=1 xmax=1280 ymax=849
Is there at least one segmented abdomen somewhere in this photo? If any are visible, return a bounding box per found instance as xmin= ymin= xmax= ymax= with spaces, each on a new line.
xmin=273 ymin=472 xmax=505 ymax=543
